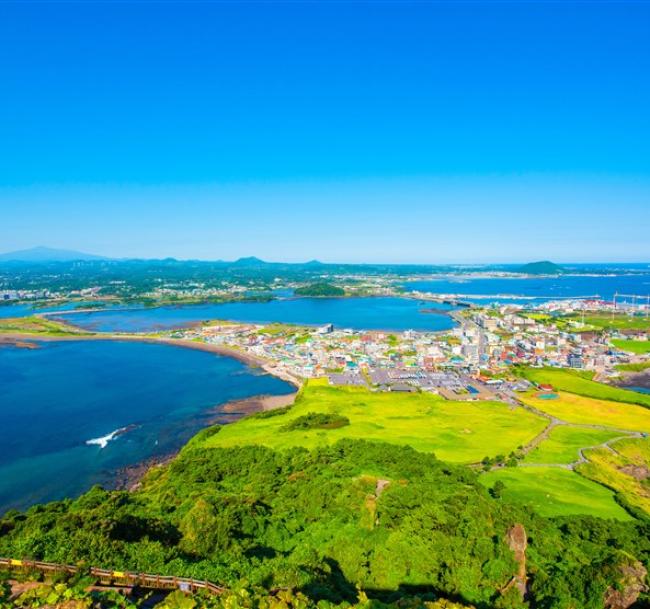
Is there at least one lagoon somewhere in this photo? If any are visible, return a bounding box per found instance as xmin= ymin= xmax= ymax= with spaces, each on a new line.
xmin=57 ymin=296 xmax=456 ymax=333
xmin=0 ymin=340 xmax=293 ymax=513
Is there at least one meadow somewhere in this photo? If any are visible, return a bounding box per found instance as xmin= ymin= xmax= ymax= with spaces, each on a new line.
xmin=519 ymin=366 xmax=650 ymax=408
xmin=522 ymin=426 xmax=622 ymax=465
xmin=197 ymin=379 xmax=547 ymax=463
xmin=520 ymin=391 xmax=650 ymax=430
xmin=480 ymin=467 xmax=632 ymax=520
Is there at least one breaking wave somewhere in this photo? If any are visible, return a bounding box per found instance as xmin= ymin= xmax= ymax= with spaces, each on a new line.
xmin=86 ymin=425 xmax=135 ymax=449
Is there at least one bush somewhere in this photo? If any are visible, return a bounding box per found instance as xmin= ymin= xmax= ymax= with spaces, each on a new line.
xmin=280 ymin=412 xmax=350 ymax=432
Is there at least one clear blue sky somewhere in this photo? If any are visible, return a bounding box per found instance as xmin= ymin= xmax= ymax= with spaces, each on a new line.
xmin=1 ymin=1 xmax=649 ymax=263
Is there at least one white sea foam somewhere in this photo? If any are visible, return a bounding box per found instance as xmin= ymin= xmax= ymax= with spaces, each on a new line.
xmin=86 ymin=426 xmax=129 ymax=449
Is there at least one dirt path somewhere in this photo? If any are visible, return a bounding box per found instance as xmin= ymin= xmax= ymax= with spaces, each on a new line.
xmin=489 ymin=391 xmax=645 ymax=472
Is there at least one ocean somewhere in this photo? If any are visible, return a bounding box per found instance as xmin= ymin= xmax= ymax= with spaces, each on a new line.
xmin=0 ymin=339 xmax=293 ymax=513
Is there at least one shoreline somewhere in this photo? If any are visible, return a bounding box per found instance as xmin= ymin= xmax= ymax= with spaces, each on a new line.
xmin=616 ymin=369 xmax=650 ymax=392
xmin=112 ymin=391 xmax=297 ymax=491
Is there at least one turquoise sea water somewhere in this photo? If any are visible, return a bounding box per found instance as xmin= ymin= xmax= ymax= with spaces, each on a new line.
xmin=0 ymin=340 xmax=293 ymax=513
xmin=57 ymin=297 xmax=456 ymax=333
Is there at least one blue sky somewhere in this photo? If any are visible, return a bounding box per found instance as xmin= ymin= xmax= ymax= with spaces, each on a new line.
xmin=1 ymin=1 xmax=649 ymax=262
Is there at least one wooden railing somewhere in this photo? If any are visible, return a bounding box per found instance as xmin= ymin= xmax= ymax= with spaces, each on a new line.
xmin=0 ymin=557 xmax=225 ymax=596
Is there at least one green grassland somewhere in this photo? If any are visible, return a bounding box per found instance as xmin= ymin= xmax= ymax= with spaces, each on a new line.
xmin=523 ymin=426 xmax=623 ymax=465
xmin=197 ymin=379 xmax=547 ymax=463
xmin=0 ymin=315 xmax=88 ymax=336
xmin=578 ymin=437 xmax=650 ymax=518
xmin=612 ymin=339 xmax=650 ymax=354
xmin=564 ymin=312 xmax=650 ymax=332
xmin=519 ymin=366 xmax=650 ymax=408
xmin=480 ymin=467 xmax=632 ymax=520
xmin=520 ymin=391 xmax=650 ymax=431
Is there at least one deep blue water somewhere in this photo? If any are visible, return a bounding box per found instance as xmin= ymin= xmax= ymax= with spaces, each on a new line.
xmin=403 ymin=273 xmax=650 ymax=305
xmin=0 ymin=340 xmax=293 ymax=513
xmin=57 ymin=297 xmax=456 ymax=333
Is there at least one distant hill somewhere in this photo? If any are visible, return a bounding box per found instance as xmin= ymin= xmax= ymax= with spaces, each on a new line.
xmin=232 ymin=256 xmax=268 ymax=267
xmin=294 ymin=282 xmax=345 ymax=297
xmin=0 ymin=246 xmax=107 ymax=262
xmin=517 ymin=260 xmax=564 ymax=275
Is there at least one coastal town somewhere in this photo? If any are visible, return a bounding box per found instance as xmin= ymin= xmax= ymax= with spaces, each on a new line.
xmin=165 ymin=295 xmax=650 ymax=399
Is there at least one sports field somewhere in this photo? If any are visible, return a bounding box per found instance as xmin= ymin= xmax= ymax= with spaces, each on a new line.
xmin=198 ymin=379 xmax=547 ymax=463
xmin=564 ymin=313 xmax=650 ymax=332
xmin=612 ymin=339 xmax=650 ymax=355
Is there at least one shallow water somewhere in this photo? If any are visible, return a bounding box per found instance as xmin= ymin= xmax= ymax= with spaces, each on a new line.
xmin=0 ymin=339 xmax=293 ymax=513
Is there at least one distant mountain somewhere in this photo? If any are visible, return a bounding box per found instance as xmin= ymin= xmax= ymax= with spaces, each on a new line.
xmin=232 ymin=256 xmax=268 ymax=267
xmin=517 ymin=260 xmax=564 ymax=275
xmin=0 ymin=246 xmax=107 ymax=262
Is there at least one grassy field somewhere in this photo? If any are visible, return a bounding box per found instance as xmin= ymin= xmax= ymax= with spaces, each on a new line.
xmin=519 ymin=366 xmax=650 ymax=408
xmin=564 ymin=312 xmax=650 ymax=332
xmin=612 ymin=339 xmax=650 ymax=355
xmin=0 ymin=316 xmax=87 ymax=336
xmin=520 ymin=391 xmax=650 ymax=431
xmin=523 ymin=426 xmax=623 ymax=465
xmin=480 ymin=467 xmax=632 ymax=520
xmin=578 ymin=437 xmax=650 ymax=518
xmin=197 ymin=379 xmax=547 ymax=463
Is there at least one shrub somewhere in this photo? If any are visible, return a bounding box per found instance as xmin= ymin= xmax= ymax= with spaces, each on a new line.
xmin=280 ymin=413 xmax=350 ymax=432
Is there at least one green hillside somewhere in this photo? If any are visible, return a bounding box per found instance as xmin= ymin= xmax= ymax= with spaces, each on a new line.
xmin=516 ymin=260 xmax=564 ymax=275
xmin=2 ymin=441 xmax=649 ymax=609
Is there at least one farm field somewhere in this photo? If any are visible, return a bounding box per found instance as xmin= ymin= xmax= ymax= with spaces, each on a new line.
xmin=612 ymin=339 xmax=650 ymax=355
xmin=197 ymin=379 xmax=547 ymax=463
xmin=578 ymin=437 xmax=650 ymax=518
xmin=519 ymin=367 xmax=650 ymax=408
xmin=523 ymin=426 xmax=623 ymax=465
xmin=520 ymin=391 xmax=650 ymax=431
xmin=480 ymin=467 xmax=633 ymax=520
